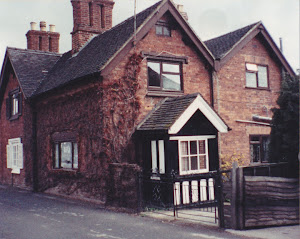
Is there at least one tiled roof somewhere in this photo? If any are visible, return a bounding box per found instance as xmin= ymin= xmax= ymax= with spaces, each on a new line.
xmin=34 ymin=1 xmax=162 ymax=95
xmin=6 ymin=47 xmax=60 ymax=98
xmin=137 ymin=93 xmax=199 ymax=131
xmin=204 ymin=22 xmax=259 ymax=59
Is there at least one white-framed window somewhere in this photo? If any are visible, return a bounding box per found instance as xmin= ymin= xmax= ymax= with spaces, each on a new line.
xmin=170 ymin=136 xmax=215 ymax=175
xmin=6 ymin=138 xmax=23 ymax=174
xmin=245 ymin=63 xmax=268 ymax=89
xmin=151 ymin=140 xmax=165 ymax=174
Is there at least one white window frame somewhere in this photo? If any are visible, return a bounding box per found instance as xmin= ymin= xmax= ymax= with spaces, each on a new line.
xmin=150 ymin=140 xmax=165 ymax=174
xmin=6 ymin=138 xmax=23 ymax=174
xmin=170 ymin=136 xmax=215 ymax=175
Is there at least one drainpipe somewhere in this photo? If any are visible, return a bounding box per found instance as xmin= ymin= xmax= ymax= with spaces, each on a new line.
xmin=210 ymin=68 xmax=214 ymax=108
xmin=31 ymin=101 xmax=38 ymax=192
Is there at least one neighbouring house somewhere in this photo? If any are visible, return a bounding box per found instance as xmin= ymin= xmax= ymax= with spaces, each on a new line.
xmin=0 ymin=0 xmax=294 ymax=208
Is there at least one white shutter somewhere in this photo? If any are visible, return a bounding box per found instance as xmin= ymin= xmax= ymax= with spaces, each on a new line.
xmin=151 ymin=141 xmax=157 ymax=173
xmin=6 ymin=144 xmax=12 ymax=168
xmin=17 ymin=143 xmax=23 ymax=169
xmin=158 ymin=140 xmax=165 ymax=174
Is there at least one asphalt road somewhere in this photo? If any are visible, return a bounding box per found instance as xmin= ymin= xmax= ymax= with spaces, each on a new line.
xmin=0 ymin=185 xmax=253 ymax=239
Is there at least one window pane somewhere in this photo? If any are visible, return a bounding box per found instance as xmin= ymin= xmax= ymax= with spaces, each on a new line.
xmin=180 ymin=141 xmax=188 ymax=156
xmin=246 ymin=72 xmax=257 ymax=87
xmin=158 ymin=140 xmax=165 ymax=174
xmin=198 ymin=140 xmax=205 ymax=154
xmin=13 ymin=97 xmax=18 ymax=115
xmin=73 ymin=143 xmax=78 ymax=169
xmin=61 ymin=142 xmax=72 ymax=169
xmin=258 ymin=66 xmax=268 ymax=88
xmin=156 ymin=25 xmax=163 ymax=35
xmin=54 ymin=144 xmax=60 ymax=168
xmin=199 ymin=155 xmax=206 ymax=169
xmin=13 ymin=145 xmax=18 ymax=167
xmin=191 ymin=156 xmax=198 ymax=170
xmin=162 ymin=63 xmax=180 ymax=73
xmin=250 ymin=144 xmax=260 ymax=163
xmin=261 ymin=137 xmax=270 ymax=163
xmin=151 ymin=141 xmax=157 ymax=173
xmin=163 ymin=26 xmax=171 ymax=36
xmin=246 ymin=63 xmax=258 ymax=72
xmin=190 ymin=141 xmax=197 ymax=155
xmin=162 ymin=74 xmax=181 ymax=90
xmin=181 ymin=156 xmax=189 ymax=171
xmin=148 ymin=62 xmax=161 ymax=87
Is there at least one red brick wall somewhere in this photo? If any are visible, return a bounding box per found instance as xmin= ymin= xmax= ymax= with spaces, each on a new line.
xmin=26 ymin=30 xmax=60 ymax=53
xmin=107 ymin=15 xmax=212 ymax=125
xmin=215 ymin=36 xmax=282 ymax=165
xmin=0 ymin=72 xmax=31 ymax=188
xmin=35 ymin=80 xmax=108 ymax=199
xmin=34 ymin=14 xmax=212 ymax=204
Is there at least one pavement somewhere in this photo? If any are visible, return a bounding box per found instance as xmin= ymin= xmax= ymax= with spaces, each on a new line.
xmin=141 ymin=208 xmax=300 ymax=239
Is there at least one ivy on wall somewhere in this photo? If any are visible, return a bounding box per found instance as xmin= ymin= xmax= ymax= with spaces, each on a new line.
xmin=101 ymin=53 xmax=143 ymax=164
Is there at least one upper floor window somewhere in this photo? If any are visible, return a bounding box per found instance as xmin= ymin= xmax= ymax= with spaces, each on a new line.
xmin=155 ymin=20 xmax=171 ymax=37
xmin=245 ymin=63 xmax=268 ymax=89
xmin=6 ymin=88 xmax=22 ymax=120
xmin=147 ymin=61 xmax=182 ymax=91
xmin=250 ymin=135 xmax=270 ymax=163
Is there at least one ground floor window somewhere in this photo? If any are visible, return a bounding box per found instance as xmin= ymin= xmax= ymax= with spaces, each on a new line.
xmin=170 ymin=136 xmax=214 ymax=175
xmin=151 ymin=140 xmax=165 ymax=174
xmin=6 ymin=138 xmax=23 ymax=174
xmin=250 ymin=135 xmax=270 ymax=163
xmin=53 ymin=142 xmax=78 ymax=170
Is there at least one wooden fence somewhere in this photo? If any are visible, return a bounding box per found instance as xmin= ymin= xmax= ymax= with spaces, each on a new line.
xmin=225 ymin=162 xmax=299 ymax=229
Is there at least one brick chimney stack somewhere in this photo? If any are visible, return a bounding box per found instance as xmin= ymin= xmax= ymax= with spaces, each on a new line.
xmin=71 ymin=0 xmax=115 ymax=53
xmin=176 ymin=4 xmax=188 ymax=21
xmin=26 ymin=21 xmax=60 ymax=53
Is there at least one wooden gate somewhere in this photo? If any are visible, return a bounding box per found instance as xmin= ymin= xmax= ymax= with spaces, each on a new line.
xmin=224 ymin=162 xmax=299 ymax=229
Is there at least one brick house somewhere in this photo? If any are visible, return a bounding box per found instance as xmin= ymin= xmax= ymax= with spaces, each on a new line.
xmin=0 ymin=0 xmax=294 ymax=207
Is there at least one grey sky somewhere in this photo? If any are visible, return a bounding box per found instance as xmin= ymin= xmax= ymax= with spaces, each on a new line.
xmin=0 ymin=0 xmax=299 ymax=72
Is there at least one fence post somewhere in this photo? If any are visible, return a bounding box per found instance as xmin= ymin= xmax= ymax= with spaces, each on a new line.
xmin=231 ymin=161 xmax=238 ymax=229
xmin=237 ymin=167 xmax=245 ymax=229
xmin=231 ymin=162 xmax=245 ymax=230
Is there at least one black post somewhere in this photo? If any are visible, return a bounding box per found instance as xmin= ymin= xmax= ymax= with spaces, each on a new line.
xmin=137 ymin=172 xmax=143 ymax=213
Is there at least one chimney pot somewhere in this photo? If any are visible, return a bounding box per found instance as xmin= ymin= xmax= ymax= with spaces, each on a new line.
xmin=30 ymin=22 xmax=37 ymax=30
xmin=49 ymin=24 xmax=56 ymax=32
xmin=40 ymin=21 xmax=47 ymax=31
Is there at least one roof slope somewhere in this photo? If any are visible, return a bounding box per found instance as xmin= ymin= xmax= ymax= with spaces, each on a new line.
xmin=204 ymin=22 xmax=258 ymax=59
xmin=138 ymin=93 xmax=198 ymax=131
xmin=6 ymin=47 xmax=60 ymax=98
xmin=34 ymin=1 xmax=162 ymax=95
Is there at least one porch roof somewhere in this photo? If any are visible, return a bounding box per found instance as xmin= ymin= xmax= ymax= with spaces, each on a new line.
xmin=137 ymin=93 xmax=229 ymax=134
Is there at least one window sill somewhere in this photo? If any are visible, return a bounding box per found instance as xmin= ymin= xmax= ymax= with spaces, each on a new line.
xmin=147 ymin=90 xmax=184 ymax=97
xmin=244 ymin=86 xmax=270 ymax=91
xmin=8 ymin=114 xmax=20 ymax=121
